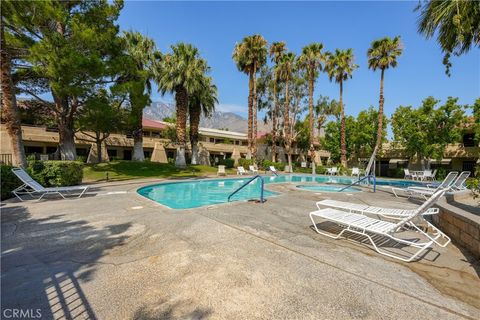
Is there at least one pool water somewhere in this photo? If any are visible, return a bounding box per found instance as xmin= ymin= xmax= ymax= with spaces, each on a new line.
xmin=296 ymin=184 xmax=361 ymax=193
xmin=137 ymin=178 xmax=277 ymax=209
xmin=137 ymin=174 xmax=424 ymax=209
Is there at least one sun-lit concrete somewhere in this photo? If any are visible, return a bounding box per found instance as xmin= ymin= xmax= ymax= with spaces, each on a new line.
xmin=1 ymin=176 xmax=479 ymax=319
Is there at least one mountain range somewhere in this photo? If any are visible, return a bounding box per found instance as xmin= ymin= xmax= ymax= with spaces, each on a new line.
xmin=143 ymin=101 xmax=271 ymax=133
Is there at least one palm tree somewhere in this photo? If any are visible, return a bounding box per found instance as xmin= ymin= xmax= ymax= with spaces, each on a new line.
xmin=123 ymin=31 xmax=157 ymax=161
xmin=189 ymin=76 xmax=218 ymax=165
xmin=325 ymin=49 xmax=358 ymax=167
xmin=0 ymin=12 xmax=27 ymax=167
xmin=416 ymin=0 xmax=480 ymax=76
xmin=277 ymin=52 xmax=296 ymax=172
xmin=268 ymin=41 xmax=286 ymax=162
xmin=367 ymin=36 xmax=403 ymax=150
xmin=232 ymin=34 xmax=268 ymax=160
xmin=156 ymin=43 xmax=208 ymax=167
xmin=298 ymin=43 xmax=326 ymax=174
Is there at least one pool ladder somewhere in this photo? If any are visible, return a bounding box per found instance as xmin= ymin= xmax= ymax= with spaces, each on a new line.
xmin=228 ymin=175 xmax=266 ymax=203
xmin=339 ymin=174 xmax=376 ymax=192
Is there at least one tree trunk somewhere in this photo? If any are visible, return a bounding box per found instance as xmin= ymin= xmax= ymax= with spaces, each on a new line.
xmin=283 ymin=79 xmax=291 ymax=172
xmin=308 ymin=73 xmax=316 ymax=174
xmin=96 ymin=132 xmax=102 ymax=163
xmin=339 ymin=80 xmax=347 ymax=167
xmin=54 ymin=94 xmax=77 ymax=161
xmin=252 ymin=63 xmax=258 ymax=163
xmin=247 ymin=69 xmax=254 ymax=159
xmin=132 ymin=108 xmax=145 ymax=161
xmin=375 ymin=68 xmax=385 ymax=150
xmin=271 ymin=81 xmax=277 ymax=162
xmin=175 ymin=86 xmax=188 ymax=167
xmin=0 ymin=17 xmax=27 ymax=167
xmin=287 ymin=153 xmax=292 ymax=174
xmin=189 ymin=102 xmax=200 ymax=165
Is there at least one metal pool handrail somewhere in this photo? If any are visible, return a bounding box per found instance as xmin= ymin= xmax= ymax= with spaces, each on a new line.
xmin=228 ymin=174 xmax=265 ymax=203
xmin=339 ymin=174 xmax=376 ymax=192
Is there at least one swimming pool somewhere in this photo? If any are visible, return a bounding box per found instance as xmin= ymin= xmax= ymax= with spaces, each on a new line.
xmin=137 ymin=174 xmax=424 ymax=209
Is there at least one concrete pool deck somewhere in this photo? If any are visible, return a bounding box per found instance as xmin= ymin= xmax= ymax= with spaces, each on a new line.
xmin=1 ymin=177 xmax=479 ymax=319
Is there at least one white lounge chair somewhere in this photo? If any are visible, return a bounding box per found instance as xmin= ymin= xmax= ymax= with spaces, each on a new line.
xmin=11 ymin=167 xmax=89 ymax=201
xmin=309 ymin=188 xmax=450 ymax=262
xmin=269 ymin=166 xmax=278 ymax=175
xmin=449 ymin=171 xmax=470 ymax=191
xmin=327 ymin=167 xmax=337 ymax=176
xmin=217 ymin=165 xmax=226 ymax=176
xmin=392 ymin=171 xmax=458 ymax=199
xmin=249 ymin=165 xmax=258 ymax=174
xmin=403 ymin=169 xmax=412 ymax=180
xmin=351 ymin=167 xmax=360 ymax=178
xmin=315 ymin=199 xmax=439 ymax=220
xmin=237 ymin=166 xmax=246 ymax=175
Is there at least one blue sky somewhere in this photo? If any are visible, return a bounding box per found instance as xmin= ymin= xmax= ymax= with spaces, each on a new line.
xmin=118 ymin=0 xmax=479 ymax=119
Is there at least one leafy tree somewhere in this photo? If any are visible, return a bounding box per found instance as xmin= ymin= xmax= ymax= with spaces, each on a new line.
xmin=76 ymin=90 xmax=125 ymax=163
xmin=323 ymin=116 xmax=356 ymax=163
xmin=367 ymin=36 xmax=403 ymax=150
xmin=189 ymin=76 xmax=218 ymax=165
xmin=416 ymin=0 xmax=480 ymax=76
xmin=268 ymin=41 xmax=287 ymax=162
xmin=119 ymin=31 xmax=158 ymax=161
xmin=352 ymin=106 xmax=388 ymax=156
xmin=232 ymin=34 xmax=268 ymax=160
xmin=155 ymin=43 xmax=209 ymax=167
xmin=6 ymin=0 xmax=124 ymax=160
xmin=0 ymin=7 xmax=26 ymax=167
xmin=325 ymin=49 xmax=358 ymax=167
xmin=473 ymin=98 xmax=480 ymax=145
xmin=391 ymin=96 xmax=465 ymax=168
xmin=297 ymin=43 xmax=326 ymax=174
xmin=322 ymin=107 xmax=387 ymax=163
xmin=315 ymin=95 xmax=340 ymax=131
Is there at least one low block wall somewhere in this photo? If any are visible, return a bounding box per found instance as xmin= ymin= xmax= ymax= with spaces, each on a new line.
xmin=433 ymin=194 xmax=480 ymax=258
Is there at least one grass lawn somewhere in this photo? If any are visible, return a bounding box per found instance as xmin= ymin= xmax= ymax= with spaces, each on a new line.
xmin=83 ymin=161 xmax=236 ymax=182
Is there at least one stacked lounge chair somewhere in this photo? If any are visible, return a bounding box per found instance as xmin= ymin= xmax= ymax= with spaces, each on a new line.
xmin=309 ymin=188 xmax=451 ymax=262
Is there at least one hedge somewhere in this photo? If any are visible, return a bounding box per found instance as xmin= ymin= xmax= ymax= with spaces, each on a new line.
xmin=0 ymin=165 xmax=22 ymax=200
xmin=27 ymin=160 xmax=84 ymax=187
xmin=217 ymin=158 xmax=234 ymax=168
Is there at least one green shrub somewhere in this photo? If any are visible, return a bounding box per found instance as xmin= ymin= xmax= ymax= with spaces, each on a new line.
xmin=436 ymin=168 xmax=448 ymax=181
xmin=0 ymin=165 xmax=22 ymax=200
xmin=27 ymin=160 xmax=84 ymax=187
xmin=217 ymin=158 xmax=234 ymax=168
xmin=260 ymin=160 xmax=286 ymax=172
xmin=238 ymin=158 xmax=253 ymax=169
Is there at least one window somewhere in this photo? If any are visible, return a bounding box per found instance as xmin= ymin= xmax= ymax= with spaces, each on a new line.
xmin=143 ymin=131 xmax=151 ymax=137
xmin=76 ymin=148 xmax=88 ymax=156
xmin=24 ymin=146 xmax=43 ymax=154
xmin=107 ymin=149 xmax=118 ymax=158
xmin=216 ymin=139 xmax=224 ymax=144
xmin=152 ymin=131 xmax=160 ymax=138
xmin=463 ymin=133 xmax=475 ymax=147
xmin=462 ymin=161 xmax=475 ymax=175
xmin=209 ymin=138 xmax=215 ymax=143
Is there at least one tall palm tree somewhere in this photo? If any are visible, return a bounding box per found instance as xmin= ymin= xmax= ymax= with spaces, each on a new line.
xmin=367 ymin=36 xmax=403 ymax=150
xmin=232 ymin=34 xmax=268 ymax=160
xmin=277 ymin=52 xmax=296 ymax=172
xmin=298 ymin=43 xmax=326 ymax=174
xmin=189 ymin=76 xmax=218 ymax=165
xmin=325 ymin=49 xmax=358 ymax=167
xmin=416 ymin=0 xmax=480 ymax=76
xmin=0 ymin=11 xmax=27 ymax=167
xmin=123 ymin=31 xmax=157 ymax=161
xmin=156 ymin=43 xmax=208 ymax=167
xmin=268 ymin=41 xmax=286 ymax=162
